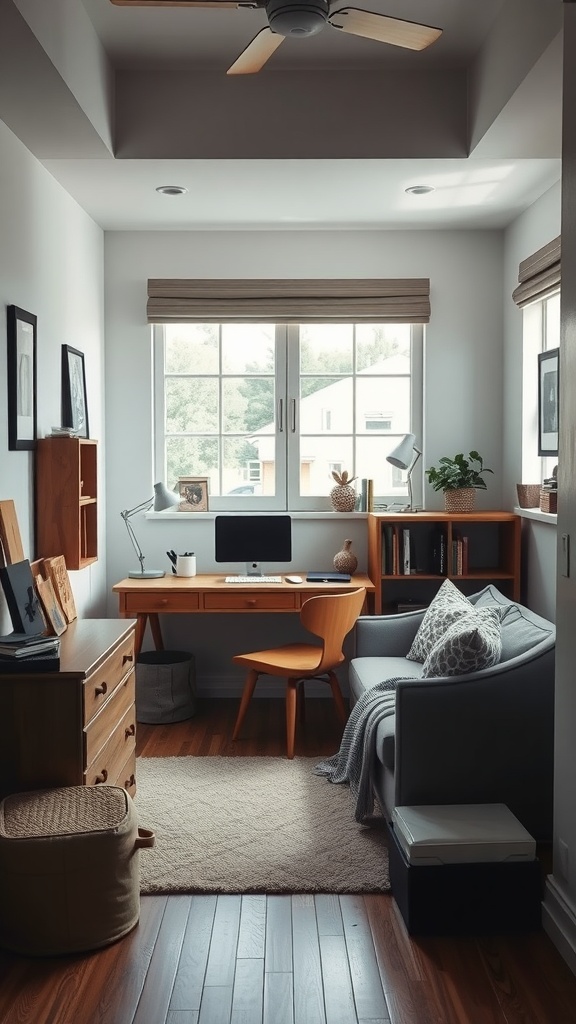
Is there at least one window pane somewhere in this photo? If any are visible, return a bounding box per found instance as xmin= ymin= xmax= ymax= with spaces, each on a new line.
xmin=300 ymin=377 xmax=353 ymax=433
xmin=166 ymin=378 xmax=219 ymax=433
xmin=300 ymin=437 xmax=354 ymax=496
xmin=166 ymin=436 xmax=219 ymax=491
xmin=165 ymin=324 xmax=218 ymax=373
xmin=356 ymin=378 xmax=410 ymax=434
xmin=222 ymin=324 xmax=275 ymax=373
xmin=545 ymin=293 xmax=560 ymax=350
xmin=356 ymin=324 xmax=410 ymax=371
xmin=222 ymin=378 xmax=275 ymax=434
xmin=222 ymin=437 xmax=268 ymax=496
xmin=300 ymin=324 xmax=353 ymax=373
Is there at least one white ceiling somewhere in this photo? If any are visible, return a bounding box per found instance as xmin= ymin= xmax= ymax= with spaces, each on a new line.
xmin=3 ymin=0 xmax=564 ymax=231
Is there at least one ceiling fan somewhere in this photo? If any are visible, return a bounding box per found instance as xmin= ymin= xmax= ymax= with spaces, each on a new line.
xmin=109 ymin=0 xmax=443 ymax=75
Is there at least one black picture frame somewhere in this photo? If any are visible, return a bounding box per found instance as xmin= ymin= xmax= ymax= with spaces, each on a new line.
xmin=538 ymin=347 xmax=559 ymax=456
xmin=7 ymin=305 xmax=37 ymax=451
xmin=62 ymin=345 xmax=89 ymax=438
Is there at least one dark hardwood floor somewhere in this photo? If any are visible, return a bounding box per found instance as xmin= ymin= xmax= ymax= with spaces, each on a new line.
xmin=1 ymin=697 xmax=575 ymax=1024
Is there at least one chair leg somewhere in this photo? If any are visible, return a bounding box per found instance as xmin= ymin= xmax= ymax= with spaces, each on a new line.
xmin=297 ymin=679 xmax=306 ymax=725
xmin=232 ymin=669 xmax=260 ymax=741
xmin=286 ymin=678 xmax=298 ymax=759
xmin=326 ymin=670 xmax=349 ymax=726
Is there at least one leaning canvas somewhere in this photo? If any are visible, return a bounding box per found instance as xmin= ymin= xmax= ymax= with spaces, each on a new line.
xmin=0 ymin=559 xmax=46 ymax=636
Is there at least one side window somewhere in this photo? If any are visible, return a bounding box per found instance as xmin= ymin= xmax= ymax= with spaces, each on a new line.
xmin=521 ymin=291 xmax=560 ymax=488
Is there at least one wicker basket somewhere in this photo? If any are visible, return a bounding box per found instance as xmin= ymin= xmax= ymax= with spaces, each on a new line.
xmin=516 ymin=484 xmax=541 ymax=509
xmin=540 ymin=489 xmax=558 ymax=514
xmin=444 ymin=488 xmax=476 ymax=513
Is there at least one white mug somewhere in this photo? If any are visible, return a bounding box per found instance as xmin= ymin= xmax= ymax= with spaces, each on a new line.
xmin=176 ymin=554 xmax=196 ymax=577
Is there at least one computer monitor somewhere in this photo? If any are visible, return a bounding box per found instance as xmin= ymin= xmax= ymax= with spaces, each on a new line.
xmin=215 ymin=515 xmax=292 ymax=576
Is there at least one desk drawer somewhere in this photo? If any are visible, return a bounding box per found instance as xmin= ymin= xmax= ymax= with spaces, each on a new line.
xmin=85 ymin=674 xmax=135 ymax=767
xmin=203 ymin=592 xmax=298 ymax=611
xmin=124 ymin=592 xmax=200 ymax=614
xmin=85 ymin=702 xmax=136 ymax=787
xmin=83 ymin=632 xmax=135 ymax=725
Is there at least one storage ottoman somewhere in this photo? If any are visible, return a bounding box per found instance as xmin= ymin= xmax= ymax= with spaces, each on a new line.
xmin=387 ymin=803 xmax=542 ymax=935
xmin=0 ymin=785 xmax=154 ymax=956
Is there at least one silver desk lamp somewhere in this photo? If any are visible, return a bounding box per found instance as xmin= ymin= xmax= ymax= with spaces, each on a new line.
xmin=121 ymin=482 xmax=180 ymax=578
xmin=386 ymin=433 xmax=422 ymax=512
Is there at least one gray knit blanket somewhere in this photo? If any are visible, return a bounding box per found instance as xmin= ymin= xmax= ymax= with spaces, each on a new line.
xmin=315 ymin=678 xmax=417 ymax=823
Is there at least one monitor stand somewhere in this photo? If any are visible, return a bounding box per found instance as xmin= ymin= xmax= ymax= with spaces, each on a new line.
xmin=245 ymin=562 xmax=262 ymax=577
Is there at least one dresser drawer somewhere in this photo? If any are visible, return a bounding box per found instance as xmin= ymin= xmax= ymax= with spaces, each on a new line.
xmin=85 ymin=702 xmax=136 ymax=787
xmin=85 ymin=674 xmax=135 ymax=768
xmin=83 ymin=631 xmax=135 ymax=726
xmin=203 ymin=592 xmax=298 ymax=611
xmin=113 ymin=748 xmax=137 ymax=798
xmin=124 ymin=592 xmax=200 ymax=614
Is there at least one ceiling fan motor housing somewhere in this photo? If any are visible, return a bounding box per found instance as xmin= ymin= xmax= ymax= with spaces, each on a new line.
xmin=266 ymin=0 xmax=329 ymax=37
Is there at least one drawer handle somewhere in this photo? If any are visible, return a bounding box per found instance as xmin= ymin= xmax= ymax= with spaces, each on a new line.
xmin=246 ymin=599 xmax=257 ymax=607
xmin=95 ymin=681 xmax=108 ymax=697
xmin=125 ymin=773 xmax=136 ymax=789
xmin=95 ymin=768 xmax=108 ymax=784
xmin=125 ymin=723 xmax=136 ymax=739
xmin=122 ymin=653 xmax=134 ymax=665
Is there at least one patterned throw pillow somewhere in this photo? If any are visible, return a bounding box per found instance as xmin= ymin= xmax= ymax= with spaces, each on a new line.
xmin=406 ymin=579 xmax=472 ymax=663
xmin=421 ymin=606 xmax=502 ymax=678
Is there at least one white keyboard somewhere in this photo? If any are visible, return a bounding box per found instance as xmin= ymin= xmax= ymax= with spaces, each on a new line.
xmin=225 ymin=575 xmax=282 ymax=584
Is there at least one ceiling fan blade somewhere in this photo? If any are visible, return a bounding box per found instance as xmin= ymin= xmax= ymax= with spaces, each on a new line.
xmin=227 ymin=27 xmax=284 ymax=75
xmin=109 ymin=2 xmax=243 ymax=7
xmin=328 ymin=7 xmax=442 ymax=51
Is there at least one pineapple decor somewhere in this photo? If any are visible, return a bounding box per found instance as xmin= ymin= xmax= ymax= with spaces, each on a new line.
xmin=330 ymin=470 xmax=357 ymax=512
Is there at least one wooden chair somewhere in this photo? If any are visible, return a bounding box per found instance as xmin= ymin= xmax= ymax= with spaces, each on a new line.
xmin=231 ymin=587 xmax=366 ymax=758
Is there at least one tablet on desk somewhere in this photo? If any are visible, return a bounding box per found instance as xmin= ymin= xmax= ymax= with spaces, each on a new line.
xmin=305 ymin=571 xmax=352 ymax=583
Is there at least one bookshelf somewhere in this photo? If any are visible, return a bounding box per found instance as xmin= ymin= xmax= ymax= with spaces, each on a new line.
xmin=367 ymin=511 xmax=521 ymax=615
xmin=36 ymin=438 xmax=98 ymax=570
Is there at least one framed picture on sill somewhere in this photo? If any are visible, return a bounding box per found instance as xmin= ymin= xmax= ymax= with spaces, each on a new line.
xmin=62 ymin=345 xmax=89 ymax=438
xmin=177 ymin=476 xmax=210 ymax=512
xmin=7 ymin=305 xmax=37 ymax=451
xmin=538 ymin=347 xmax=559 ymax=456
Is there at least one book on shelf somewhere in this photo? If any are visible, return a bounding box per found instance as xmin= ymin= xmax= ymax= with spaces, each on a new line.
xmin=366 ymin=479 xmax=374 ymax=513
xmin=402 ymin=528 xmax=411 ymax=575
xmin=383 ymin=525 xmax=394 ymax=574
xmin=432 ymin=529 xmax=447 ymax=575
xmin=462 ymin=535 xmax=469 ymax=575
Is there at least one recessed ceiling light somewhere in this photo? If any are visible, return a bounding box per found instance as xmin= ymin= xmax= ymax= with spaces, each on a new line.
xmin=155 ymin=185 xmax=188 ymax=196
xmin=405 ymin=185 xmax=435 ymax=195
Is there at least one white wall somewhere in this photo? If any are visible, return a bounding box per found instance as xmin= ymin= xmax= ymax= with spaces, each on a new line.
xmin=503 ymin=180 xmax=561 ymax=619
xmin=0 ymin=118 xmax=106 ymax=628
xmin=104 ymin=227 xmax=505 ymax=690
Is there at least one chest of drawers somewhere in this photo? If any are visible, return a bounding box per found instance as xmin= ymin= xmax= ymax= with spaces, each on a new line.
xmin=0 ymin=619 xmax=137 ymax=800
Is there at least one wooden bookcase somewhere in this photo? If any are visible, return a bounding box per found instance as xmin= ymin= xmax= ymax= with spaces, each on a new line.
xmin=367 ymin=511 xmax=521 ymax=615
xmin=36 ymin=437 xmax=98 ymax=569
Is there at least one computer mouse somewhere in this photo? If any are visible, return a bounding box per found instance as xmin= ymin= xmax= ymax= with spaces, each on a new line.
xmin=285 ymin=575 xmax=303 ymax=584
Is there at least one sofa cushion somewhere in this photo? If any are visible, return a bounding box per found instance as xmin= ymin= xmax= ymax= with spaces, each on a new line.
xmin=421 ymin=606 xmax=502 ymax=677
xmin=348 ymin=656 xmax=424 ymax=703
xmin=406 ymin=579 xmax=472 ymax=663
xmin=471 ymin=585 xmax=554 ymax=661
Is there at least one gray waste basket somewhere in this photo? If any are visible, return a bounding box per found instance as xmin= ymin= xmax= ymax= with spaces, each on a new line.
xmin=136 ymin=650 xmax=196 ymax=724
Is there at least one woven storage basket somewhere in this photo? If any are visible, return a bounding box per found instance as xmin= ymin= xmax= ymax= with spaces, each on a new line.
xmin=0 ymin=785 xmax=154 ymax=956
xmin=540 ymin=489 xmax=558 ymax=513
xmin=444 ymin=488 xmax=476 ymax=513
xmin=136 ymin=649 xmax=196 ymax=723
xmin=516 ymin=484 xmax=541 ymax=509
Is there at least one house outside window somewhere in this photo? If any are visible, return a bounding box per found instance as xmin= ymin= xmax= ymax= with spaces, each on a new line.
xmin=154 ymin=321 xmax=423 ymax=511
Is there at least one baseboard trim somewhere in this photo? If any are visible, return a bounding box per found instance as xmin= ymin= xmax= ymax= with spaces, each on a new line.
xmin=542 ymin=875 xmax=576 ymax=976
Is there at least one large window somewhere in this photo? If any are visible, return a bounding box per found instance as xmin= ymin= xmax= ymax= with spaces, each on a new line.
xmin=521 ymin=291 xmax=560 ymax=487
xmin=154 ymin=321 xmax=423 ymax=511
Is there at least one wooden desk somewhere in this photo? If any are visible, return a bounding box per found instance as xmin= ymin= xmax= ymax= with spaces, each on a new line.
xmin=113 ymin=573 xmax=374 ymax=657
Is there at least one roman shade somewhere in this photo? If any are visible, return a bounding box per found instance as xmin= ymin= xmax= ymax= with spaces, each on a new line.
xmin=512 ymin=236 xmax=561 ymax=308
xmin=146 ymin=278 xmax=430 ymax=324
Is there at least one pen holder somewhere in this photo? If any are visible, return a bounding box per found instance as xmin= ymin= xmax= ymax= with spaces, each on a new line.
xmin=175 ymin=555 xmax=196 ymax=577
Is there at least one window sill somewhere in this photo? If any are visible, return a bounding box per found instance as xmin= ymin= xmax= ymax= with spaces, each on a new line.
xmin=514 ymin=506 xmax=557 ymax=526
xmin=145 ymin=510 xmax=370 ymax=520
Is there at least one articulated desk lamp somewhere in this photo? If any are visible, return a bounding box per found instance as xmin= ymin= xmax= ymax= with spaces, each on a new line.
xmin=386 ymin=433 xmax=422 ymax=513
xmin=121 ymin=482 xmax=180 ymax=578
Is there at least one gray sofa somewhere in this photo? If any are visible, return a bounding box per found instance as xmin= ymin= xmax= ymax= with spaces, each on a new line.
xmin=348 ymin=584 xmax=555 ymax=840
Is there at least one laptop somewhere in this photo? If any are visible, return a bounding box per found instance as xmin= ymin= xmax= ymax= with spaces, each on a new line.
xmin=305 ymin=571 xmax=352 ymax=583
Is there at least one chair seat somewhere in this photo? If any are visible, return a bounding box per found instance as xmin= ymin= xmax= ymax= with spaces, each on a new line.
xmin=233 ymin=643 xmax=343 ymax=677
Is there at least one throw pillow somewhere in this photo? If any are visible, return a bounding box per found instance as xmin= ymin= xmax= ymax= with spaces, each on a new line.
xmin=421 ymin=606 xmax=502 ymax=678
xmin=406 ymin=579 xmax=472 ymax=663
xmin=471 ymin=586 xmax=554 ymax=660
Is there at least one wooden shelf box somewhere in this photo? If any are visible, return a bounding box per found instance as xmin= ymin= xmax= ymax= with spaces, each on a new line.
xmin=36 ymin=438 xmax=98 ymax=569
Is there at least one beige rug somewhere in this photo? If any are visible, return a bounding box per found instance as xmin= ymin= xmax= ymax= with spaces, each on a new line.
xmin=135 ymin=756 xmax=390 ymax=894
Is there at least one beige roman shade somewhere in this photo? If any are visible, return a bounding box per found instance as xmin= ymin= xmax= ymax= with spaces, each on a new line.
xmin=146 ymin=278 xmax=431 ymax=324
xmin=512 ymin=236 xmax=561 ymax=308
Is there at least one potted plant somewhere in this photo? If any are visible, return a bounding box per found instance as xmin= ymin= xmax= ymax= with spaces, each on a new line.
xmin=425 ymin=450 xmax=493 ymax=512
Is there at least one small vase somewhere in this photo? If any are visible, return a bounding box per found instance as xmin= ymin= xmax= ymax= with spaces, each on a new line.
xmin=333 ymin=539 xmax=358 ymax=575
xmin=444 ymin=488 xmax=476 ymax=513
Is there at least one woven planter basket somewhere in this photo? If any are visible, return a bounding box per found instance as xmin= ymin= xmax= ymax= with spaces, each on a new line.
xmin=444 ymin=488 xmax=476 ymax=513
xmin=516 ymin=483 xmax=541 ymax=509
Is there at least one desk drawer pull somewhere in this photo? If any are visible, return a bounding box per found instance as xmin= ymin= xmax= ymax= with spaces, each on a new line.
xmin=125 ymin=773 xmax=136 ymax=789
xmin=160 ymin=598 xmax=169 ymax=606
xmin=122 ymin=653 xmax=134 ymax=665
xmin=246 ymin=599 xmax=257 ymax=607
xmin=125 ymin=723 xmax=136 ymax=739
xmin=95 ymin=768 xmax=108 ymax=784
xmin=95 ymin=681 xmax=108 ymax=697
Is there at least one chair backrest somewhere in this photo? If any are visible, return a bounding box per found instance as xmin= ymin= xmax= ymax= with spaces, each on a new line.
xmin=300 ymin=588 xmax=366 ymax=673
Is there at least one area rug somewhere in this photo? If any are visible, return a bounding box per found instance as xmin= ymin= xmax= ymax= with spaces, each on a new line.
xmin=134 ymin=756 xmax=390 ymax=894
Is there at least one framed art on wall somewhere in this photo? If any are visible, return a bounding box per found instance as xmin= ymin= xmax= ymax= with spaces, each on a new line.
xmin=62 ymin=345 xmax=89 ymax=438
xmin=7 ymin=305 xmax=37 ymax=451
xmin=177 ymin=476 xmax=210 ymax=511
xmin=538 ymin=347 xmax=559 ymax=456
